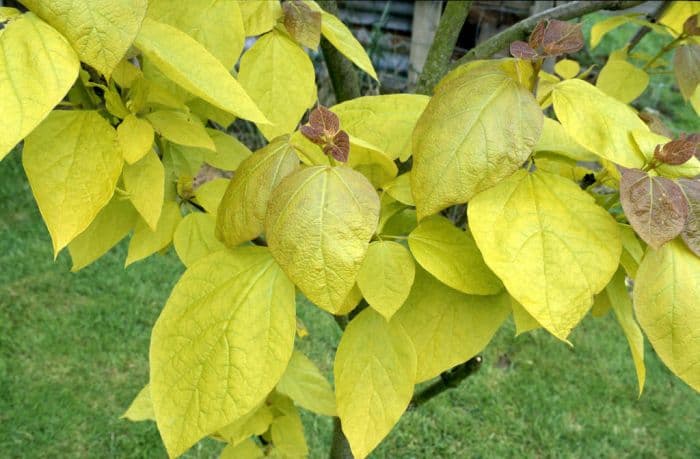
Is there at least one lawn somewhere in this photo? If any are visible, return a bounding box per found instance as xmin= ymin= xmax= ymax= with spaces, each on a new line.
xmin=1 ymin=141 xmax=699 ymax=459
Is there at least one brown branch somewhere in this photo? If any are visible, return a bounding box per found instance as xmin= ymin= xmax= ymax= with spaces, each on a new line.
xmin=317 ymin=0 xmax=361 ymax=103
xmin=628 ymin=1 xmax=671 ymax=52
xmin=453 ymin=1 xmax=645 ymax=68
xmin=415 ymin=1 xmax=473 ymax=95
xmin=409 ymin=356 xmax=483 ymax=410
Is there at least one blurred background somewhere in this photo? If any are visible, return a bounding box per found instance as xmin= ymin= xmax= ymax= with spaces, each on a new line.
xmin=1 ymin=1 xmax=698 ymax=457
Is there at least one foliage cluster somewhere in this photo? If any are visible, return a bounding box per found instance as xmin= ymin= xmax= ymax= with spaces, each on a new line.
xmin=1 ymin=1 xmax=699 ymax=458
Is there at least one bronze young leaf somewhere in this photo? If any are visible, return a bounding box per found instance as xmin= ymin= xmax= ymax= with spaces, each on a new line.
xmin=678 ymin=179 xmax=700 ymax=257
xmin=283 ymin=0 xmax=322 ymax=49
xmin=542 ymin=20 xmax=584 ymax=56
xmin=510 ymin=41 xmax=538 ymax=60
xmin=301 ymin=106 xmax=350 ymax=162
xmin=654 ymin=134 xmax=699 ymax=165
xmin=619 ymin=167 xmax=689 ymax=249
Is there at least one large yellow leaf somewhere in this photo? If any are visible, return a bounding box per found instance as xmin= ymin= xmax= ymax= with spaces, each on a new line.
xmin=238 ymin=30 xmax=316 ymax=140
xmin=511 ymin=297 xmax=541 ymax=336
xmin=266 ymin=166 xmax=380 ymax=313
xmin=194 ymin=178 xmax=230 ymax=215
xmin=122 ymin=384 xmax=155 ymax=422
xmin=468 ymin=170 xmax=622 ymax=341
xmin=383 ymin=173 xmax=414 ymax=206
xmin=23 ymin=110 xmax=123 ymax=255
xmin=270 ymin=404 xmax=308 ymax=458
xmin=23 ymin=0 xmax=146 ymax=76
xmin=633 ymin=240 xmax=700 ymax=392
xmin=320 ymin=10 xmax=378 ymax=80
xmin=552 ymin=79 xmax=648 ymax=167
xmin=173 ymin=212 xmax=226 ymax=267
xmin=331 ymin=95 xmax=430 ymax=161
xmin=117 ymin=114 xmax=154 ymax=164
xmin=277 ymin=350 xmax=336 ymax=416
xmin=408 ymin=216 xmax=503 ymax=295
xmin=606 ymin=268 xmax=646 ymax=395
xmin=220 ymin=439 xmax=264 ymax=459
xmin=68 ymin=196 xmax=137 ymax=271
xmin=125 ymin=200 xmax=182 ymax=266
xmin=394 ymin=268 xmax=511 ymax=382
xmin=239 ymin=0 xmax=283 ymax=36
xmin=659 ymin=1 xmax=700 ymax=35
xmin=135 ymin=17 xmax=268 ymax=123
xmin=150 ymin=248 xmax=296 ymax=457
xmin=216 ymin=137 xmax=299 ymax=247
xmin=411 ymin=66 xmax=543 ymax=219
xmin=335 ymin=309 xmax=416 ymax=459
xmin=217 ymin=403 xmax=273 ymax=447
xmin=123 ymin=150 xmax=164 ymax=231
xmin=145 ymin=110 xmax=215 ymax=150
xmin=596 ymin=59 xmax=649 ymax=103
xmin=356 ymin=241 xmax=415 ymax=320
xmin=0 ymin=13 xmax=79 ymax=160
xmin=146 ymin=0 xmax=244 ymax=69
xmin=346 ymin=142 xmax=398 ymax=189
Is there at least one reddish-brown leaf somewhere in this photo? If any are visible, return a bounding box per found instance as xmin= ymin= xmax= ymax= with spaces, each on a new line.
xmin=283 ymin=0 xmax=322 ymax=49
xmin=300 ymin=124 xmax=325 ymax=145
xmin=309 ymin=105 xmax=340 ymax=136
xmin=542 ymin=20 xmax=584 ymax=56
xmin=620 ymin=167 xmax=689 ymax=249
xmin=683 ymin=14 xmax=700 ymax=36
xmin=673 ymin=44 xmax=700 ymax=99
xmin=679 ymin=179 xmax=700 ymax=256
xmin=529 ymin=21 xmax=546 ymax=49
xmin=510 ymin=41 xmax=538 ymax=59
xmin=654 ymin=134 xmax=698 ymax=165
xmin=323 ymin=130 xmax=350 ymax=162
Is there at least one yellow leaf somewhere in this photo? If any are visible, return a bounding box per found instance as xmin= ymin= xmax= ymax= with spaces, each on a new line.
xmin=335 ymin=285 xmax=364 ymax=316
xmin=554 ymin=59 xmax=580 ymax=79
xmin=468 ymin=170 xmax=622 ymax=341
xmin=412 ymin=66 xmax=543 ymax=219
xmin=217 ymin=403 xmax=273 ymax=446
xmin=347 ymin=142 xmax=398 ymax=189
xmin=23 ymin=0 xmax=146 ymax=76
xmin=630 ymin=129 xmax=700 ymax=178
xmin=408 ymin=216 xmax=503 ymax=295
xmin=194 ymin=178 xmax=230 ymax=215
xmin=536 ymin=70 xmax=560 ymax=108
xmin=331 ymin=94 xmax=430 ymax=161
xmin=123 ymin=150 xmax=164 ymax=231
xmin=125 ymin=200 xmax=182 ymax=266
xmin=0 ymin=13 xmax=79 ymax=160
xmin=150 ymin=248 xmax=296 ymax=457
xmin=620 ymin=224 xmax=644 ymax=278
xmin=122 ymin=384 xmax=155 ymax=422
xmin=146 ymin=0 xmax=245 ymax=69
xmin=590 ymin=15 xmax=634 ymax=48
xmin=220 ymin=439 xmax=264 ymax=459
xmin=596 ymin=59 xmax=649 ymax=103
xmin=691 ymin=84 xmax=700 ymax=115
xmin=117 ymin=114 xmax=154 ymax=164
xmin=145 ymin=110 xmax=215 ymax=150
xmin=239 ymin=0 xmax=283 ymax=36
xmin=591 ymin=290 xmax=612 ymax=318
xmin=205 ymin=129 xmax=252 ymax=171
xmin=173 ymin=212 xmax=226 ymax=267
xmin=534 ymin=117 xmax=596 ymax=162
xmin=357 ymin=241 xmax=415 ymax=320
xmin=510 ymin=297 xmax=541 ymax=335
xmin=270 ymin=408 xmax=309 ymax=458
xmin=135 ymin=17 xmax=268 ymax=123
xmin=335 ymin=309 xmax=416 ymax=459
xmin=238 ymin=30 xmax=316 ymax=139
xmin=216 ymin=137 xmax=299 ymax=247
xmin=320 ymin=10 xmax=378 ymax=80
xmin=606 ymin=268 xmax=646 ymax=395
xmin=394 ymin=268 xmax=510 ymax=382
xmin=112 ymin=58 xmax=141 ymax=88
xmin=23 ymin=111 xmax=123 ymax=255
xmin=659 ymin=1 xmax=700 ymax=35
xmin=188 ymin=98 xmax=236 ymax=128
xmin=266 ymin=166 xmax=380 ymax=313
xmin=634 ymin=240 xmax=700 ymax=392
xmin=68 ymin=196 xmax=137 ymax=271
xmin=383 ymin=173 xmax=414 ymax=206
xmin=277 ymin=350 xmax=336 ymax=416
xmin=552 ymin=79 xmax=648 ymax=168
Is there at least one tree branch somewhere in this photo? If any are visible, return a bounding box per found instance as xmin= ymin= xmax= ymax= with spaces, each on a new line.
xmin=318 ymin=0 xmax=361 ymax=103
xmin=330 ymin=417 xmax=354 ymax=459
xmin=415 ymin=1 xmax=472 ymax=95
xmin=409 ymin=356 xmax=483 ymax=410
xmin=453 ymin=1 xmax=645 ymax=68
xmin=628 ymin=1 xmax=671 ymax=52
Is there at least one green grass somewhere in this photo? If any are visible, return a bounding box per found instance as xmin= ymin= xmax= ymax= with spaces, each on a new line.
xmin=2 ymin=142 xmax=699 ymax=459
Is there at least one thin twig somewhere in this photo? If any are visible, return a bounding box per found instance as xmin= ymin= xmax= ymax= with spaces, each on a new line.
xmin=452 ymin=1 xmax=644 ymax=68
xmin=409 ymin=356 xmax=483 ymax=410
xmin=318 ymin=0 xmax=361 ymax=103
xmin=628 ymin=1 xmax=671 ymax=52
